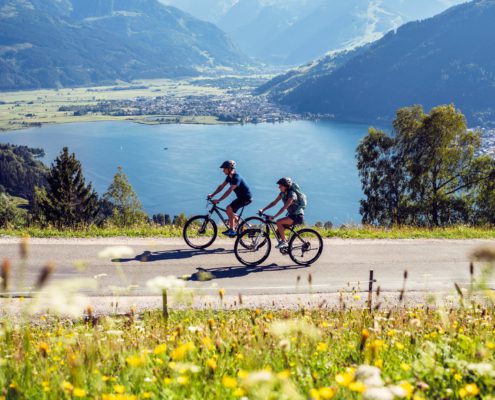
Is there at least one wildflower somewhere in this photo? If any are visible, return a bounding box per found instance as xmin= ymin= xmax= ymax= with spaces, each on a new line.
xmin=146 ymin=276 xmax=185 ymax=292
xmin=171 ymin=342 xmax=195 ymax=360
xmin=349 ymin=381 xmax=366 ymax=393
xmin=39 ymin=342 xmax=49 ymax=356
xmin=177 ymin=376 xmax=189 ymax=385
xmin=317 ymin=342 xmax=328 ymax=352
xmin=354 ymin=295 xmax=361 ymax=300
xmin=277 ymin=370 xmax=290 ymax=379
xmin=62 ymin=381 xmax=74 ymax=391
xmin=395 ymin=342 xmax=405 ymax=350
xmin=98 ymin=246 xmax=134 ymax=259
xmin=73 ymin=388 xmax=87 ymax=397
xmin=374 ymin=359 xmax=383 ymax=369
xmin=454 ymin=373 xmax=462 ymax=382
xmin=222 ymin=376 xmax=237 ymax=388
xmin=207 ymin=358 xmax=217 ymax=370
xmin=163 ymin=377 xmax=172 ymax=385
xmin=233 ymin=388 xmax=246 ymax=397
xmin=142 ymin=393 xmax=153 ymax=399
xmin=125 ymin=355 xmax=145 ymax=367
xmin=335 ymin=370 xmax=355 ymax=387
xmin=400 ymin=363 xmax=411 ymax=372
xmin=459 ymin=383 xmax=480 ymax=398
xmin=318 ymin=387 xmax=336 ymax=399
xmin=153 ymin=344 xmax=167 ymax=355
xmin=399 ymin=382 xmax=414 ymax=397
xmin=218 ymin=288 xmax=225 ymax=301
xmin=113 ymin=385 xmax=125 ymax=394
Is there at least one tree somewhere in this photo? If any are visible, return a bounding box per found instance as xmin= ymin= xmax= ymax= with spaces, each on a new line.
xmin=33 ymin=147 xmax=100 ymax=228
xmin=0 ymin=193 xmax=26 ymax=228
xmin=104 ymin=166 xmax=147 ymax=227
xmin=472 ymin=157 xmax=495 ymax=225
xmin=357 ymin=105 xmax=494 ymax=227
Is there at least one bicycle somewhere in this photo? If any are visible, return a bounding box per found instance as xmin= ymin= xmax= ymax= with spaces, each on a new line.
xmin=183 ymin=199 xmax=264 ymax=249
xmin=233 ymin=212 xmax=323 ymax=266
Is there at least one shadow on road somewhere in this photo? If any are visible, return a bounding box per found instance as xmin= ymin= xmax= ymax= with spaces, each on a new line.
xmin=115 ymin=247 xmax=232 ymax=263
xmin=187 ymin=263 xmax=309 ymax=281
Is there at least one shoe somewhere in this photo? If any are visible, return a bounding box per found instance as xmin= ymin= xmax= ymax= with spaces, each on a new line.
xmin=223 ymin=228 xmax=237 ymax=237
xmin=275 ymin=240 xmax=288 ymax=249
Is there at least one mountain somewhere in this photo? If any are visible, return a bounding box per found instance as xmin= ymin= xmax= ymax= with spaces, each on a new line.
xmin=260 ymin=0 xmax=495 ymax=126
xmin=166 ymin=0 xmax=465 ymax=65
xmin=0 ymin=0 xmax=249 ymax=91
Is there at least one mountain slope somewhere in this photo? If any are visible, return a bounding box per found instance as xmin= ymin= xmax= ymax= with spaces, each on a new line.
xmin=0 ymin=0 xmax=249 ymax=90
xmin=262 ymin=0 xmax=495 ymax=126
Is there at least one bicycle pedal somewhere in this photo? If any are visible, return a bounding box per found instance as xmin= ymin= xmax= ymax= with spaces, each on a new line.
xmin=279 ymin=248 xmax=289 ymax=255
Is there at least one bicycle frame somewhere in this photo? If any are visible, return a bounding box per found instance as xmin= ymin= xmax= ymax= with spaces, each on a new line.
xmin=206 ymin=200 xmax=246 ymax=229
xmin=256 ymin=213 xmax=300 ymax=242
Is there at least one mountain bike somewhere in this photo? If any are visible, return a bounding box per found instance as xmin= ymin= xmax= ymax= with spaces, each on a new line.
xmin=183 ymin=199 xmax=264 ymax=249
xmin=234 ymin=211 xmax=323 ymax=266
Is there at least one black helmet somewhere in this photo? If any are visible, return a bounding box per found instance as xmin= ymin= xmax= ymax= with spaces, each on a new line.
xmin=277 ymin=177 xmax=293 ymax=188
xmin=220 ymin=160 xmax=236 ymax=169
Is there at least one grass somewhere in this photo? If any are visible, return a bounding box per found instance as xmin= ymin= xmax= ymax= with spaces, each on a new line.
xmin=0 ymin=225 xmax=494 ymax=239
xmin=0 ymin=78 xmax=229 ymax=132
xmin=1 ymin=301 xmax=494 ymax=399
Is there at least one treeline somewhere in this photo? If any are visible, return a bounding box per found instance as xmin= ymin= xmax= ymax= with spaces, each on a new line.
xmin=0 ymin=145 xmax=185 ymax=229
xmin=357 ymin=105 xmax=495 ymax=227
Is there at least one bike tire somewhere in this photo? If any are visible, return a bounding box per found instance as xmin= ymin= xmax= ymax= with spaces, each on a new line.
xmin=183 ymin=215 xmax=217 ymax=249
xmin=234 ymin=228 xmax=272 ymax=267
xmin=288 ymin=228 xmax=323 ymax=265
xmin=237 ymin=216 xmax=269 ymax=249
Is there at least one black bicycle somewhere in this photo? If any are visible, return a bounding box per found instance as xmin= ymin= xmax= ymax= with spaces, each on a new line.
xmin=183 ymin=199 xmax=264 ymax=249
xmin=234 ymin=212 xmax=323 ymax=266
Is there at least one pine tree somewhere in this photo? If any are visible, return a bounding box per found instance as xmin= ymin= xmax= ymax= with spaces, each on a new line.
xmin=104 ymin=166 xmax=147 ymax=227
xmin=33 ymin=147 xmax=99 ymax=228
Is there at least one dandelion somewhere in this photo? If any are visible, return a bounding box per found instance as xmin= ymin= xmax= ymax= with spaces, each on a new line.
xmin=400 ymin=363 xmax=410 ymax=372
xmin=171 ymin=342 xmax=195 ymax=360
xmin=207 ymin=358 xmax=217 ymax=370
xmin=113 ymin=385 xmax=125 ymax=394
xmin=233 ymin=388 xmax=246 ymax=397
xmin=222 ymin=376 xmax=237 ymax=388
xmin=73 ymin=388 xmax=87 ymax=397
xmin=459 ymin=383 xmax=480 ymax=398
xmin=39 ymin=342 xmax=49 ymax=356
xmin=153 ymin=344 xmax=167 ymax=355
xmin=350 ymin=381 xmax=366 ymax=393
xmin=125 ymin=355 xmax=145 ymax=367
xmin=177 ymin=376 xmax=189 ymax=385
xmin=317 ymin=342 xmax=328 ymax=352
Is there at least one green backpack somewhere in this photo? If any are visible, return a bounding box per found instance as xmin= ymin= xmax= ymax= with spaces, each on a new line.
xmin=290 ymin=183 xmax=307 ymax=213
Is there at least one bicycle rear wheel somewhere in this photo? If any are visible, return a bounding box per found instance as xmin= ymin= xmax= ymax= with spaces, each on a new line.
xmin=288 ymin=228 xmax=323 ymax=265
xmin=234 ymin=229 xmax=271 ymax=266
xmin=183 ymin=215 xmax=217 ymax=249
xmin=237 ymin=216 xmax=268 ymax=249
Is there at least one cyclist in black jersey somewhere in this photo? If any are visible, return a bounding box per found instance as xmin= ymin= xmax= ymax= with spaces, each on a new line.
xmin=208 ymin=160 xmax=252 ymax=237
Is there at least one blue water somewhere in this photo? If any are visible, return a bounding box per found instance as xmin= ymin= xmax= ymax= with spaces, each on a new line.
xmin=0 ymin=120 xmax=371 ymax=224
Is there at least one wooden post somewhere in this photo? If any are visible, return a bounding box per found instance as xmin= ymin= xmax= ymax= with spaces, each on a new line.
xmin=368 ymin=270 xmax=374 ymax=312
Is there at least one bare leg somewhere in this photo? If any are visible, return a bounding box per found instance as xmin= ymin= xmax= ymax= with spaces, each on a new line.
xmin=276 ymin=217 xmax=294 ymax=242
xmin=226 ymin=206 xmax=237 ymax=230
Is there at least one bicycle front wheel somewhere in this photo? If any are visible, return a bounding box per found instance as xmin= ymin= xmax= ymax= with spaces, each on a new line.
xmin=237 ymin=216 xmax=268 ymax=249
xmin=183 ymin=215 xmax=217 ymax=249
xmin=234 ymin=228 xmax=271 ymax=266
xmin=288 ymin=228 xmax=323 ymax=265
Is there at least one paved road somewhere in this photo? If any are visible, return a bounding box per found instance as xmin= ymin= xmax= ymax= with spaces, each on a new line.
xmin=0 ymin=237 xmax=493 ymax=297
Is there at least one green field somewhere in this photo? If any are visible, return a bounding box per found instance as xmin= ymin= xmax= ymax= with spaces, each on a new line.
xmin=0 ymin=78 xmax=234 ymax=132
xmin=1 ymin=299 xmax=494 ymax=399
xmin=1 ymin=225 xmax=494 ymax=239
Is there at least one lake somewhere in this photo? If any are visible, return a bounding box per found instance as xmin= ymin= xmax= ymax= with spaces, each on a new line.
xmin=0 ymin=120 xmax=372 ymax=224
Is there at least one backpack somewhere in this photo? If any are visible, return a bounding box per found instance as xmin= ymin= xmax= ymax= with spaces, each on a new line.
xmin=290 ymin=182 xmax=307 ymax=211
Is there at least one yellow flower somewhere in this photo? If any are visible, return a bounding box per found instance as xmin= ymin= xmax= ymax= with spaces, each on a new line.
xmin=335 ymin=371 xmax=354 ymax=387
xmin=454 ymin=373 xmax=462 ymax=382
xmin=218 ymin=288 xmax=225 ymax=300
xmin=349 ymin=381 xmax=366 ymax=393
xmin=309 ymin=388 xmax=321 ymax=400
xmin=238 ymin=370 xmax=249 ymax=379
xmin=143 ymin=392 xmax=153 ymax=399
xmin=318 ymin=387 xmax=336 ymax=399
xmin=317 ymin=342 xmax=328 ymax=352
xmin=73 ymin=388 xmax=87 ymax=397
xmin=387 ymin=330 xmax=397 ymax=337
xmin=222 ymin=376 xmax=237 ymax=388
xmin=62 ymin=381 xmax=74 ymax=391
xmin=177 ymin=376 xmax=189 ymax=385
xmin=459 ymin=383 xmax=479 ymax=398
xmin=400 ymin=363 xmax=411 ymax=371
xmin=277 ymin=370 xmax=290 ymax=379
xmin=374 ymin=359 xmax=383 ymax=369
xmin=114 ymin=385 xmax=125 ymax=394
xmin=486 ymin=341 xmax=495 ymax=350
xmin=39 ymin=342 xmax=49 ymax=355
xmin=125 ymin=355 xmax=145 ymax=367
xmin=153 ymin=344 xmax=167 ymax=355
xmin=207 ymin=358 xmax=217 ymax=370
xmin=399 ymin=382 xmax=414 ymax=397
xmin=233 ymin=388 xmax=246 ymax=397
xmin=171 ymin=342 xmax=195 ymax=360
xmin=163 ymin=377 xmax=172 ymax=385
xmin=353 ymin=295 xmax=361 ymax=300
xmin=395 ymin=342 xmax=405 ymax=350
